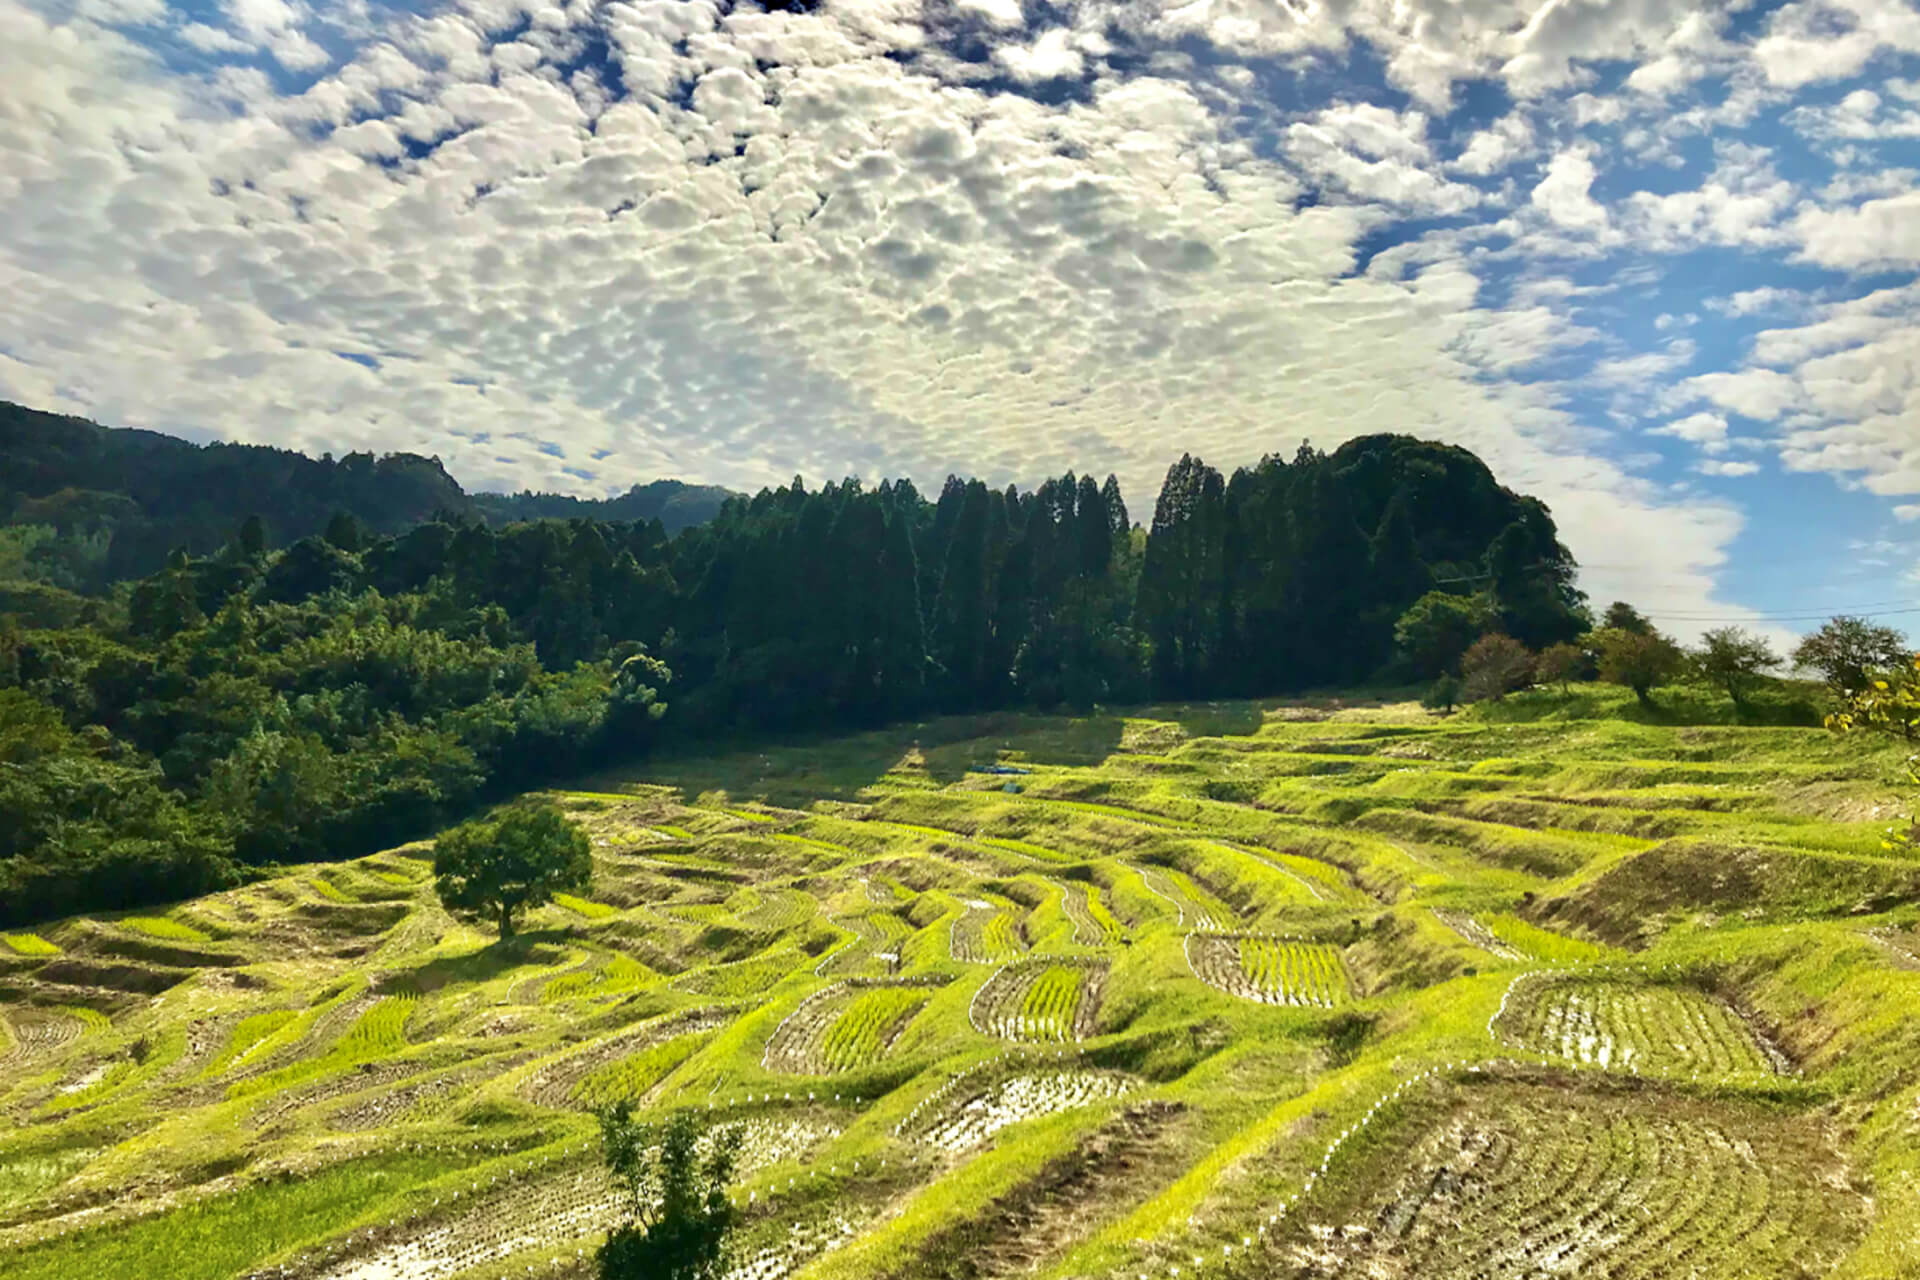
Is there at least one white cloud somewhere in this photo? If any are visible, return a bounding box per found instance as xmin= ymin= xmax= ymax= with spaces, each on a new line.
xmin=1706 ymin=286 xmax=1804 ymax=318
xmin=1753 ymin=0 xmax=1920 ymax=89
xmin=1788 ymin=87 xmax=1920 ymax=139
xmin=1592 ymin=340 xmax=1697 ymax=386
xmin=955 ymin=0 xmax=1025 ymax=31
xmin=1696 ymin=458 xmax=1761 ymax=477
xmin=1307 ymin=102 xmax=1432 ymax=162
xmin=1821 ymin=167 xmax=1920 ymax=202
xmin=1896 ymin=505 xmax=1920 ymax=522
xmin=1796 ymin=190 xmax=1920 ymax=270
xmin=1651 ymin=411 xmax=1731 ymax=453
xmin=993 ymin=28 xmax=1084 ymax=82
xmin=1682 ymin=284 xmax=1920 ymax=499
xmin=1680 ymin=370 xmax=1807 ymax=421
xmin=1450 ymin=112 xmax=1534 ymax=176
xmin=3 ymin=0 xmax=1903 ymax=634
xmin=1620 ymin=144 xmax=1796 ymax=251
xmin=1531 ymin=149 xmax=1608 ymax=232
xmin=223 ymin=0 xmax=299 ymax=42
xmin=1286 ymin=106 xmax=1482 ymax=214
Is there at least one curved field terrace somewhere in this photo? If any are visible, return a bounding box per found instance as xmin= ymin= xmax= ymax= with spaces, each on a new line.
xmin=0 ymin=699 xmax=1913 ymax=1280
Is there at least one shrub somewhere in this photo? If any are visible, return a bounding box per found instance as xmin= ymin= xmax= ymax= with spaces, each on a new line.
xmin=1422 ymin=674 xmax=1462 ymax=714
xmin=597 ymin=1105 xmax=739 ymax=1280
xmin=1461 ymin=634 xmax=1533 ymax=702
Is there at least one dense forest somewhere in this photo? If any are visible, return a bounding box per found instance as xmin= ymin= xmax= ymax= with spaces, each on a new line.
xmin=1 ymin=414 xmax=1591 ymax=925
xmin=0 ymin=400 xmax=735 ymax=589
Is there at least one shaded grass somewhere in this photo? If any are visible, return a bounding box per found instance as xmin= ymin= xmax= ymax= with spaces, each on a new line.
xmin=0 ymin=1150 xmax=458 ymax=1280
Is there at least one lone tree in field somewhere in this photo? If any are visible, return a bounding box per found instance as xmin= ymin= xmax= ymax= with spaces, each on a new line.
xmin=1461 ymin=634 xmax=1534 ymax=702
xmin=1692 ymin=626 xmax=1780 ymax=711
xmin=1793 ymin=616 xmax=1910 ymax=695
xmin=597 ymin=1103 xmax=739 ymax=1280
xmin=1593 ymin=626 xmax=1684 ymax=707
xmin=1536 ymin=641 xmax=1586 ymax=694
xmin=432 ymin=802 xmax=591 ymax=939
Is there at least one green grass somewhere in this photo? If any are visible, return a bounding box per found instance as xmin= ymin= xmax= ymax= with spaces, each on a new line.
xmin=116 ymin=916 xmax=211 ymax=943
xmin=307 ymin=876 xmax=352 ymax=903
xmin=1 ymin=933 xmax=59 ymax=956
xmin=0 ymin=1150 xmax=457 ymax=1280
xmin=1482 ymin=913 xmax=1614 ymax=963
xmin=227 ymin=996 xmax=414 ymax=1100
xmin=818 ymin=989 xmax=928 ymax=1071
xmin=0 ymin=1146 xmax=96 ymax=1209
xmin=1017 ymin=966 xmax=1086 ymax=1040
xmin=550 ymin=892 xmax=618 ymax=920
xmin=573 ymin=1031 xmax=713 ymax=1107
xmin=541 ymin=953 xmax=654 ymax=1002
xmin=203 ymin=1010 xmax=297 ymax=1078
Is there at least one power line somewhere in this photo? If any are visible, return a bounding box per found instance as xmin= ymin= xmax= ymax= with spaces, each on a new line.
xmin=1638 ymin=597 xmax=1920 ymax=616
xmin=1646 ymin=605 xmax=1920 ymax=624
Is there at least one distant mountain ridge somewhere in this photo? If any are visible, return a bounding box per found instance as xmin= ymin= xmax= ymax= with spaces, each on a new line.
xmin=0 ymin=399 xmax=737 ymax=585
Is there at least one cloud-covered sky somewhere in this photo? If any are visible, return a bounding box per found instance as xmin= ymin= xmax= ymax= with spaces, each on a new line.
xmin=4 ymin=0 xmax=1919 ymax=642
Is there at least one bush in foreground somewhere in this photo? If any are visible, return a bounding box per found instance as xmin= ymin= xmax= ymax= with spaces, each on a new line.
xmin=597 ymin=1104 xmax=739 ymax=1280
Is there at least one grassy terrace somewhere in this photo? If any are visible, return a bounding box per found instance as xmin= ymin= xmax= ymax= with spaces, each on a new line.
xmin=2 ymin=686 xmax=1918 ymax=1279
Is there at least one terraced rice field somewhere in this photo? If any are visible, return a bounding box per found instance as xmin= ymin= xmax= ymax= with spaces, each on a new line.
xmin=970 ymin=961 xmax=1108 ymax=1041
xmin=1494 ymin=975 xmax=1787 ymax=1077
xmin=1054 ymin=880 xmax=1124 ymax=946
xmin=816 ymin=912 xmax=913 ymax=977
xmin=2 ymin=693 xmax=1916 ymax=1280
xmin=949 ymin=898 xmax=1028 ymax=964
xmin=1129 ymin=864 xmax=1233 ymax=931
xmin=1430 ymin=909 xmax=1526 ymax=961
xmin=1276 ymin=1076 xmax=1862 ymax=1279
xmin=918 ymin=1071 xmax=1135 ymax=1152
xmin=763 ymin=982 xmax=939 ymax=1075
xmin=1186 ymin=933 xmax=1351 ymax=1007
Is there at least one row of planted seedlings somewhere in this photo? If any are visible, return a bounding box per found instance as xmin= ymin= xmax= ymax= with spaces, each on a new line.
xmin=967 ymin=955 xmax=1110 ymax=1042
xmin=1489 ymin=961 xmax=1794 ymax=1081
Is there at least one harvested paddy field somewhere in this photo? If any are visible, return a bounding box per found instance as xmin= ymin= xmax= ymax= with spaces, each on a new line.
xmin=3 ymin=691 xmax=1919 ymax=1279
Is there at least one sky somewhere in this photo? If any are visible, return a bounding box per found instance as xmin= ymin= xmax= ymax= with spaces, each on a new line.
xmin=2 ymin=0 xmax=1919 ymax=646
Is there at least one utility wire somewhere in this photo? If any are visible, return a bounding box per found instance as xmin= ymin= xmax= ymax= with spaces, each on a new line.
xmin=1645 ymin=605 xmax=1920 ymax=624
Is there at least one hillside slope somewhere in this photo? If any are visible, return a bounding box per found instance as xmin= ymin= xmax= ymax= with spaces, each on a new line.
xmin=0 ymin=399 xmax=735 ymax=585
xmin=1 ymin=697 xmax=1914 ymax=1280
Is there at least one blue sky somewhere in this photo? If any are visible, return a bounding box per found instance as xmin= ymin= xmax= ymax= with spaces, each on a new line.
xmin=3 ymin=0 xmax=1919 ymax=645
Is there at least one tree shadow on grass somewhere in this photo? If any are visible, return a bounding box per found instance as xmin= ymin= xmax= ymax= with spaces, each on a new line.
xmin=572 ymin=701 xmax=1282 ymax=808
xmin=379 ymin=931 xmax=569 ymax=994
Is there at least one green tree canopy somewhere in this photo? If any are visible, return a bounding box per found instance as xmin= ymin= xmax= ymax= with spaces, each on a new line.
xmin=1829 ymin=659 xmax=1920 ymax=848
xmin=1692 ymin=626 xmax=1780 ymax=710
xmin=1593 ymin=627 xmax=1685 ymax=707
xmin=597 ymin=1104 xmax=739 ymax=1280
xmin=1792 ymin=616 xmax=1910 ymax=695
xmin=1602 ymin=601 xmax=1655 ymax=634
xmin=432 ymin=801 xmax=591 ymax=939
xmin=1394 ymin=591 xmax=1492 ymax=679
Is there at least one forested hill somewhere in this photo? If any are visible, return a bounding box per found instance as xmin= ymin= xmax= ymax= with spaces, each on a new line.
xmin=0 ymin=399 xmax=736 ymax=588
xmin=0 ymin=426 xmax=1587 ymax=926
